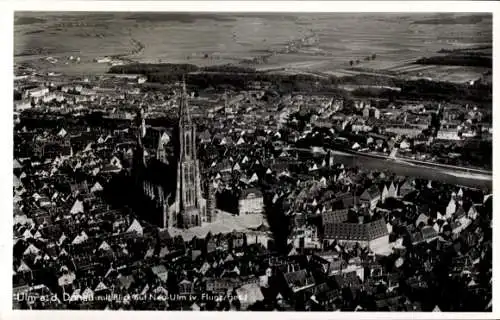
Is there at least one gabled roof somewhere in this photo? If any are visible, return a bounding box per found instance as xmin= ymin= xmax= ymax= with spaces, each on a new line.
xmin=23 ymin=244 xmax=40 ymax=256
xmin=224 ymin=253 xmax=234 ymax=262
xmin=361 ymin=185 xmax=381 ymax=201
xmin=400 ymin=179 xmax=415 ymax=191
xmin=151 ymin=265 xmax=168 ymax=275
xmin=236 ymin=283 xmax=264 ymax=305
xmin=82 ymin=287 xmax=94 ymax=298
xmin=94 ymin=281 xmax=108 ymax=292
xmin=236 ymin=137 xmax=245 ymax=145
xmin=13 ymin=159 xmax=23 ymax=169
xmin=415 ymin=213 xmax=429 ymax=227
xmin=159 ymin=131 xmax=170 ymax=145
xmin=190 ymin=302 xmax=200 ymax=311
xmin=324 ymin=219 xmax=388 ymax=241
xmin=97 ymin=136 xmax=105 ymax=144
xmin=322 ymin=209 xmax=349 ymax=224
xmin=126 ymin=219 xmax=143 ymax=235
xmin=83 ymin=143 xmax=93 ymax=152
xmin=70 ymin=199 xmax=84 ymax=214
xmin=284 ymin=269 xmax=315 ymax=292
xmin=118 ymin=275 xmax=135 ymax=290
xmin=98 ymin=240 xmax=112 ymax=251
xmin=144 ymin=247 xmax=155 ymax=259
xmin=23 ymin=229 xmax=33 ymax=239
xmin=90 ymin=182 xmax=103 ymax=193
xmin=248 ymin=173 xmax=259 ymax=183
xmin=17 ymin=260 xmax=31 ymax=272
xmin=288 ymin=247 xmax=298 ymax=256
xmin=57 ymin=128 xmax=67 ymax=137
xmin=199 ymin=130 xmax=211 ymax=142
xmin=421 ymin=226 xmax=438 ymax=240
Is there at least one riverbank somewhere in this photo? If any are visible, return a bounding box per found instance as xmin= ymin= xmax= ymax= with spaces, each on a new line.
xmin=330 ymin=150 xmax=491 ymax=189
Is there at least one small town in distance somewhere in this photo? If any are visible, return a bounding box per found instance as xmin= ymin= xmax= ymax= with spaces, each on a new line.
xmin=13 ymin=12 xmax=492 ymax=312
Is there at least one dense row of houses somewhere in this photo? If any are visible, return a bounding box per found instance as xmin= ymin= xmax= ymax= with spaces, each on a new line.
xmin=12 ymin=72 xmax=492 ymax=311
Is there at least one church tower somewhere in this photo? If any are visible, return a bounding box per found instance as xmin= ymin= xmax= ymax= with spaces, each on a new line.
xmin=169 ymin=80 xmax=207 ymax=228
xmin=132 ymin=106 xmax=146 ymax=186
xmin=157 ymin=131 xmax=170 ymax=165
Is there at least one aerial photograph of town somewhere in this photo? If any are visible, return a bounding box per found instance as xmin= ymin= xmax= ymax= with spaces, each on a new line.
xmin=12 ymin=11 xmax=492 ymax=312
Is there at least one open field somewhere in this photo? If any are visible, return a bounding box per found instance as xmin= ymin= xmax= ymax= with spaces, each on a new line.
xmin=15 ymin=13 xmax=492 ymax=82
xmin=405 ymin=66 xmax=490 ymax=83
xmin=332 ymin=64 xmax=489 ymax=84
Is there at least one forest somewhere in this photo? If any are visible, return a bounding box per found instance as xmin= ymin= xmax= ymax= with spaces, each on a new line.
xmin=414 ymin=55 xmax=492 ymax=68
xmin=108 ymin=63 xmax=492 ymax=104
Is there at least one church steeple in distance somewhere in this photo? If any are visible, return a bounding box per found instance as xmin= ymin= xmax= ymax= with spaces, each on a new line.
xmin=136 ymin=104 xmax=146 ymax=141
xmin=133 ymin=104 xmax=147 ymax=186
xmin=179 ymin=78 xmax=192 ymax=128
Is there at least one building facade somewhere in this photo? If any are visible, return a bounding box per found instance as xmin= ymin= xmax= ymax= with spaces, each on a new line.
xmin=238 ymin=188 xmax=264 ymax=215
xmin=322 ymin=219 xmax=389 ymax=251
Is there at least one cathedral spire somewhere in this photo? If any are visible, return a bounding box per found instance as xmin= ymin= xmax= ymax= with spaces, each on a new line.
xmin=170 ymin=77 xmax=207 ymax=228
xmin=179 ymin=78 xmax=191 ymax=126
xmin=136 ymin=104 xmax=146 ymax=140
xmin=182 ymin=76 xmax=187 ymax=96
xmin=133 ymin=105 xmax=146 ymax=185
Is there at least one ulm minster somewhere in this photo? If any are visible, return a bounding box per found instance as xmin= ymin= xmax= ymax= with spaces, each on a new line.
xmin=133 ymin=81 xmax=210 ymax=230
xmin=13 ymin=12 xmax=492 ymax=311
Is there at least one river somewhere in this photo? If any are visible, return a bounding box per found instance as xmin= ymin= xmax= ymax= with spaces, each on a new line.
xmin=329 ymin=150 xmax=492 ymax=189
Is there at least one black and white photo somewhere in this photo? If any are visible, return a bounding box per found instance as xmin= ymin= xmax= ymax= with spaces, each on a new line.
xmin=11 ymin=7 xmax=494 ymax=313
